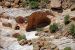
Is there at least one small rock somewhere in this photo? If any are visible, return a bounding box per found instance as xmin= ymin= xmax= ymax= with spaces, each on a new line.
xmin=14 ymin=0 xmax=19 ymax=4
xmin=54 ymin=47 xmax=59 ymax=50
xmin=51 ymin=44 xmax=57 ymax=49
xmin=4 ymin=1 xmax=11 ymax=8
xmin=2 ymin=22 xmax=12 ymax=28
xmin=19 ymin=39 xmax=28 ymax=45
xmin=51 ymin=0 xmax=61 ymax=8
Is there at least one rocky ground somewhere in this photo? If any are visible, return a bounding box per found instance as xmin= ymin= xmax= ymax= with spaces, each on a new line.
xmin=0 ymin=0 xmax=75 ymax=50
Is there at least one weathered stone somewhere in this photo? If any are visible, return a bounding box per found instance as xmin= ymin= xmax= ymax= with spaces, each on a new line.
xmin=2 ymin=22 xmax=12 ymax=28
xmin=51 ymin=0 xmax=61 ymax=8
xmin=71 ymin=4 xmax=75 ymax=11
xmin=26 ymin=11 xmax=51 ymax=31
xmin=4 ymin=1 xmax=11 ymax=8
xmin=54 ymin=47 xmax=59 ymax=50
xmin=71 ymin=17 xmax=75 ymax=21
xmin=18 ymin=39 xmax=28 ymax=45
xmin=15 ymin=16 xmax=25 ymax=24
xmin=12 ymin=33 xmax=20 ymax=38
xmin=14 ymin=0 xmax=19 ymax=4
xmin=62 ymin=0 xmax=72 ymax=9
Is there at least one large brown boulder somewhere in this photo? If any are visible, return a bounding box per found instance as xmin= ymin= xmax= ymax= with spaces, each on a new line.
xmin=26 ymin=11 xmax=52 ymax=31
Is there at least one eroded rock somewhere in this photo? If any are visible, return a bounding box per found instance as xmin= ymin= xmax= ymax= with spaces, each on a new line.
xmin=26 ymin=11 xmax=52 ymax=31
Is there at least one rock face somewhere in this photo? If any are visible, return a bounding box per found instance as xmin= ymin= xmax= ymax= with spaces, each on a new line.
xmin=26 ymin=11 xmax=51 ymax=31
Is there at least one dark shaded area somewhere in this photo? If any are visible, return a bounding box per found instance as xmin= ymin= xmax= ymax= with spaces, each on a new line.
xmin=0 ymin=0 xmax=2 ymax=2
xmin=51 ymin=7 xmax=63 ymax=13
xmin=7 ymin=5 xmax=11 ymax=8
xmin=71 ymin=8 xmax=75 ymax=11
xmin=15 ymin=26 xmax=20 ymax=30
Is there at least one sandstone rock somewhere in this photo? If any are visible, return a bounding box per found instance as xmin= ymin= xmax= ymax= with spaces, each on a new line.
xmin=11 ymin=3 xmax=16 ymax=7
xmin=62 ymin=0 xmax=72 ymax=9
xmin=15 ymin=16 xmax=25 ymax=24
xmin=71 ymin=4 xmax=75 ymax=11
xmin=28 ymin=40 xmax=32 ymax=45
xmin=13 ymin=5 xmax=19 ymax=8
xmin=18 ymin=39 xmax=28 ymax=45
xmin=26 ymin=11 xmax=51 ymax=31
xmin=51 ymin=0 xmax=61 ymax=8
xmin=54 ymin=47 xmax=59 ymax=50
xmin=0 ymin=6 xmax=4 ymax=14
xmin=4 ymin=1 xmax=11 ymax=8
xmin=71 ymin=17 xmax=75 ymax=21
xmin=14 ymin=0 xmax=19 ymax=4
xmin=12 ymin=33 xmax=20 ymax=38
xmin=2 ymin=22 xmax=12 ymax=28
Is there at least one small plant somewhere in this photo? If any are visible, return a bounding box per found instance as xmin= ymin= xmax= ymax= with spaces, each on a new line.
xmin=64 ymin=47 xmax=71 ymax=50
xmin=17 ymin=34 xmax=26 ymax=41
xmin=13 ymin=33 xmax=26 ymax=41
xmin=49 ymin=23 xmax=58 ymax=33
xmin=69 ymin=24 xmax=75 ymax=38
xmin=64 ymin=15 xmax=70 ymax=25
xmin=29 ymin=1 xmax=39 ymax=9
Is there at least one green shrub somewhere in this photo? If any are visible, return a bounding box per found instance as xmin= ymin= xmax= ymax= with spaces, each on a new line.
xmin=17 ymin=34 xmax=26 ymax=41
xmin=49 ymin=23 xmax=58 ymax=33
xmin=64 ymin=47 xmax=71 ymax=50
xmin=29 ymin=1 xmax=39 ymax=9
xmin=64 ymin=15 xmax=70 ymax=25
xmin=69 ymin=24 xmax=75 ymax=38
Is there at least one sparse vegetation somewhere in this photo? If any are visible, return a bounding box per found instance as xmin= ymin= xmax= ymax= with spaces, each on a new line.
xmin=17 ymin=34 xmax=26 ymax=41
xmin=69 ymin=24 xmax=75 ymax=38
xmin=64 ymin=15 xmax=70 ymax=25
xmin=49 ymin=23 xmax=58 ymax=33
xmin=13 ymin=33 xmax=26 ymax=41
xmin=29 ymin=1 xmax=39 ymax=9
xmin=64 ymin=47 xmax=71 ymax=50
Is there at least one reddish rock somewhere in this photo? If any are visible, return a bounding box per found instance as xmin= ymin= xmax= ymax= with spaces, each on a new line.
xmin=12 ymin=33 xmax=20 ymax=38
xmin=15 ymin=16 xmax=25 ymax=24
xmin=26 ymin=11 xmax=52 ymax=31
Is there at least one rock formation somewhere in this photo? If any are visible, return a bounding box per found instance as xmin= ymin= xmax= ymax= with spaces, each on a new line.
xmin=26 ymin=11 xmax=52 ymax=31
